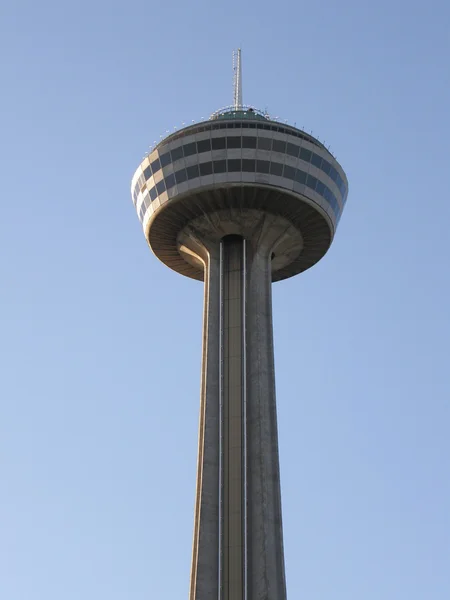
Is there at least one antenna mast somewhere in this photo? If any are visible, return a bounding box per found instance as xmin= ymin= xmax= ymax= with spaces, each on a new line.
xmin=233 ymin=48 xmax=243 ymax=110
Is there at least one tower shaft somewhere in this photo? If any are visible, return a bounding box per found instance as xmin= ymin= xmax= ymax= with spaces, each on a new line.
xmin=189 ymin=231 xmax=287 ymax=600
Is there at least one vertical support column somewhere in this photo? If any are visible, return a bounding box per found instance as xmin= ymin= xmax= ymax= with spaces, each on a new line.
xmin=221 ymin=236 xmax=245 ymax=600
xmin=190 ymin=248 xmax=221 ymax=600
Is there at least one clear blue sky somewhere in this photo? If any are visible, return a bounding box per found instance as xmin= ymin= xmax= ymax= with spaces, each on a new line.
xmin=1 ymin=1 xmax=449 ymax=598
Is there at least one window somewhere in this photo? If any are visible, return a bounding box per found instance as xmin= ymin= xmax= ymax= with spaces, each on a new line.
xmin=299 ymin=148 xmax=312 ymax=163
xmin=306 ymin=174 xmax=318 ymax=191
xmin=286 ymin=143 xmax=299 ymax=158
xmin=183 ymin=142 xmax=197 ymax=157
xmin=144 ymin=166 xmax=152 ymax=180
xmin=170 ymin=146 xmax=183 ymax=162
xmin=149 ymin=186 xmax=157 ymax=201
xmin=295 ymin=169 xmax=307 ymax=184
xmin=159 ymin=152 xmax=171 ymax=168
xmin=270 ymin=162 xmax=283 ymax=176
xmin=283 ymin=164 xmax=296 ymax=180
xmin=142 ymin=195 xmax=150 ymax=209
xmin=256 ymin=160 xmax=270 ymax=174
xmin=227 ymin=136 xmax=241 ymax=149
xmin=151 ymin=158 xmax=161 ymax=173
xmin=199 ymin=162 xmax=213 ymax=176
xmin=165 ymin=173 xmax=176 ymax=189
xmin=311 ymin=153 xmax=322 ymax=169
xmin=321 ymin=159 xmax=331 ymax=176
xmin=186 ymin=164 xmax=200 ymax=179
xmin=272 ymin=139 xmax=286 ymax=154
xmin=175 ymin=168 xmax=187 ymax=184
xmin=242 ymin=159 xmax=255 ymax=172
xmin=316 ymin=180 xmax=325 ymax=196
xmin=329 ymin=166 xmax=338 ymax=183
xmin=242 ymin=136 xmax=257 ymax=149
xmin=257 ymin=137 xmax=272 ymax=151
xmin=156 ymin=179 xmax=166 ymax=194
xmin=212 ymin=137 xmax=226 ymax=150
xmin=197 ymin=139 xmax=211 ymax=153
xmin=213 ymin=160 xmax=227 ymax=173
xmin=228 ymin=159 xmax=241 ymax=171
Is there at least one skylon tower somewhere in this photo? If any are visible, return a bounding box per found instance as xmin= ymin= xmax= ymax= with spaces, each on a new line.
xmin=130 ymin=50 xmax=348 ymax=600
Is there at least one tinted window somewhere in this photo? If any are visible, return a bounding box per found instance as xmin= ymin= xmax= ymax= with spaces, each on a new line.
xmin=272 ymin=140 xmax=286 ymax=154
xmin=149 ymin=186 xmax=157 ymax=201
xmin=299 ymin=148 xmax=312 ymax=163
xmin=197 ymin=139 xmax=211 ymax=153
xmin=321 ymin=159 xmax=331 ymax=176
xmin=242 ymin=136 xmax=257 ymax=149
xmin=286 ymin=143 xmax=299 ymax=158
xmin=295 ymin=169 xmax=307 ymax=184
xmin=257 ymin=137 xmax=272 ymax=151
xmin=256 ymin=160 xmax=270 ymax=174
xmin=151 ymin=158 xmax=161 ymax=173
xmin=144 ymin=166 xmax=151 ymax=180
xmin=160 ymin=152 xmax=171 ymax=168
xmin=311 ymin=153 xmax=322 ymax=169
xmin=316 ymin=180 xmax=325 ymax=196
xmin=212 ymin=137 xmax=226 ymax=150
xmin=329 ymin=167 xmax=338 ymax=182
xmin=170 ymin=146 xmax=183 ymax=162
xmin=165 ymin=173 xmax=176 ymax=189
xmin=228 ymin=159 xmax=241 ymax=171
xmin=283 ymin=165 xmax=296 ymax=180
xmin=242 ymin=159 xmax=255 ymax=172
xmin=270 ymin=162 xmax=283 ymax=176
xmin=186 ymin=165 xmax=200 ymax=179
xmin=306 ymin=175 xmax=317 ymax=191
xmin=199 ymin=162 xmax=213 ymax=176
xmin=183 ymin=142 xmax=197 ymax=157
xmin=175 ymin=168 xmax=187 ymax=184
xmin=227 ymin=136 xmax=241 ymax=149
xmin=213 ymin=160 xmax=227 ymax=173
xmin=156 ymin=179 xmax=166 ymax=194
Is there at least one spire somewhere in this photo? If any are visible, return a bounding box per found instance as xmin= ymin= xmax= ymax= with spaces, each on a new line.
xmin=233 ymin=48 xmax=243 ymax=110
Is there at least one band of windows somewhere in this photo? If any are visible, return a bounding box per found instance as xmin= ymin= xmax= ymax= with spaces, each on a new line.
xmin=133 ymin=135 xmax=346 ymax=204
xmin=137 ymin=159 xmax=341 ymax=223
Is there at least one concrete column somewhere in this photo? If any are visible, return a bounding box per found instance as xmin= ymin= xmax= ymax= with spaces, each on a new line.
xmin=186 ymin=225 xmax=286 ymax=600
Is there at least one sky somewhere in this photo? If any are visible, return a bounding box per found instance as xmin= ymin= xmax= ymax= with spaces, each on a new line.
xmin=1 ymin=0 xmax=449 ymax=598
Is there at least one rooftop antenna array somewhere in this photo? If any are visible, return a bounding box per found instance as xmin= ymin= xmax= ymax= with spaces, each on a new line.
xmin=233 ymin=48 xmax=243 ymax=110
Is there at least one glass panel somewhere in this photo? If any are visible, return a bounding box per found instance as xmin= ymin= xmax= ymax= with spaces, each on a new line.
xmin=151 ymin=158 xmax=161 ymax=173
xmin=321 ymin=159 xmax=331 ymax=176
xmin=175 ymin=168 xmax=187 ymax=184
xmin=283 ymin=164 xmax=296 ymax=180
xmin=311 ymin=153 xmax=322 ymax=169
xmin=213 ymin=159 xmax=227 ymax=173
xmin=228 ymin=159 xmax=241 ymax=171
xmin=299 ymin=148 xmax=312 ymax=163
xmin=197 ymin=139 xmax=211 ymax=153
xmin=316 ymin=180 xmax=325 ymax=196
xmin=150 ymin=186 xmax=157 ymax=201
xmin=212 ymin=137 xmax=226 ymax=150
xmin=186 ymin=164 xmax=200 ymax=179
xmin=165 ymin=173 xmax=176 ymax=189
xmin=242 ymin=136 xmax=257 ymax=149
xmin=144 ymin=166 xmax=152 ymax=180
xmin=170 ymin=146 xmax=183 ymax=162
xmin=242 ymin=159 xmax=256 ymax=172
xmin=183 ymin=142 xmax=197 ymax=157
xmin=156 ymin=179 xmax=166 ymax=194
xmin=159 ymin=152 xmax=171 ymax=168
xmin=257 ymin=137 xmax=272 ymax=151
xmin=286 ymin=143 xmax=299 ymax=158
xmin=270 ymin=162 xmax=283 ymax=176
xmin=227 ymin=136 xmax=241 ymax=149
xmin=272 ymin=139 xmax=286 ymax=154
xmin=329 ymin=166 xmax=338 ymax=182
xmin=295 ymin=169 xmax=306 ymax=184
xmin=256 ymin=160 xmax=270 ymax=174
xmin=199 ymin=162 xmax=213 ymax=176
xmin=306 ymin=174 xmax=318 ymax=191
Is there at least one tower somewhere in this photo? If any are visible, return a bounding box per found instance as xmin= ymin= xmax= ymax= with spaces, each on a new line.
xmin=130 ymin=50 xmax=348 ymax=600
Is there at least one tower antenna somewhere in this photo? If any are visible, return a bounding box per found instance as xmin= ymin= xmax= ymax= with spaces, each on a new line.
xmin=233 ymin=48 xmax=243 ymax=110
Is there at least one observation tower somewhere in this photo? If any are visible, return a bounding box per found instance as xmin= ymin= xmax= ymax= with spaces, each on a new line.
xmin=130 ymin=49 xmax=348 ymax=600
